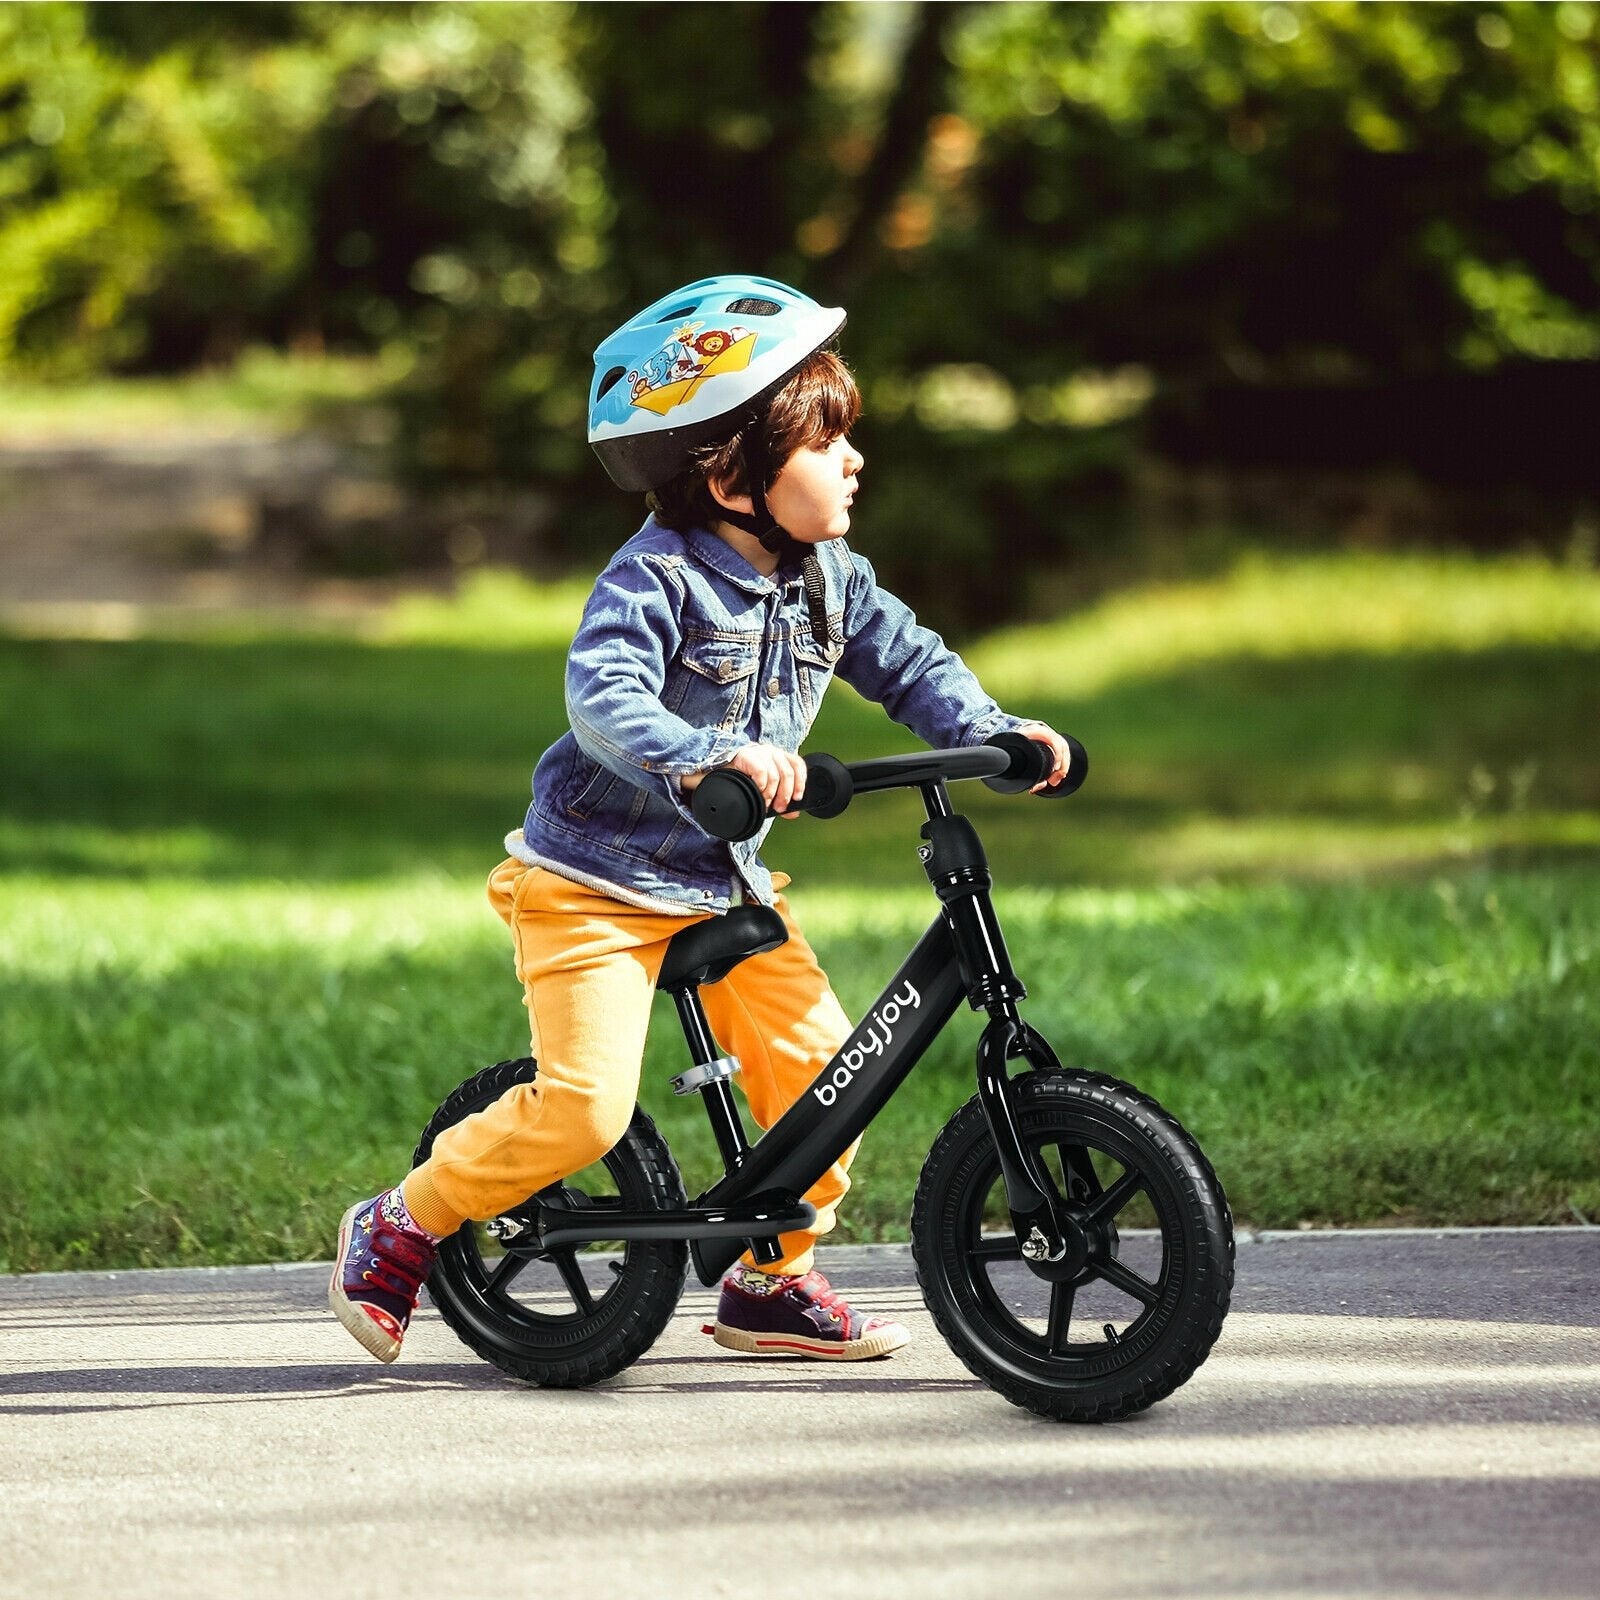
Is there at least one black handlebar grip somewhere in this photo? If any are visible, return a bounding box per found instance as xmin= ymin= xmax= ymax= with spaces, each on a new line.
xmin=690 ymin=753 xmax=858 ymax=841
xmin=982 ymin=732 xmax=1050 ymax=793
xmin=982 ymin=731 xmax=1089 ymax=797
xmin=1038 ymin=733 xmax=1089 ymax=797
xmin=802 ymin=753 xmax=854 ymax=818
xmin=690 ymin=767 xmax=766 ymax=841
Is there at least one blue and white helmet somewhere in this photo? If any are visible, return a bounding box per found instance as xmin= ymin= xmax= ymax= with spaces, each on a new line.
xmin=588 ymin=274 xmax=846 ymax=492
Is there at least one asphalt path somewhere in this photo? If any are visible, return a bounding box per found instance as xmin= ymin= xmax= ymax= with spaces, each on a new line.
xmin=1 ymin=1230 xmax=1595 ymax=1600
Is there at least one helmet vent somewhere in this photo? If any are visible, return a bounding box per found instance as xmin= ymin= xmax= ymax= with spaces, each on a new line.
xmin=656 ymin=304 xmax=701 ymax=322
xmin=725 ymin=297 xmax=783 ymax=316
xmin=597 ymin=366 xmax=627 ymax=400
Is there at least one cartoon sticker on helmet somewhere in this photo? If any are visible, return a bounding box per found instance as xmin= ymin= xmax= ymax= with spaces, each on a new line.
xmin=628 ymin=321 xmax=757 ymax=416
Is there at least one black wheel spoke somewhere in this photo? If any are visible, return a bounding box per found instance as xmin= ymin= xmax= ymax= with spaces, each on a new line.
xmin=1046 ymin=1281 xmax=1077 ymax=1354
xmin=972 ymin=1233 xmax=1022 ymax=1261
xmin=1085 ymin=1166 xmax=1145 ymax=1228
xmin=1091 ymin=1254 xmax=1160 ymax=1308
xmin=484 ymin=1247 xmax=531 ymax=1298
xmin=551 ymin=1248 xmax=596 ymax=1314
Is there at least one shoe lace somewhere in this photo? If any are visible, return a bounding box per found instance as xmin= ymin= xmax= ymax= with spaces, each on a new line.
xmin=363 ymin=1220 xmax=435 ymax=1303
xmin=797 ymin=1270 xmax=850 ymax=1318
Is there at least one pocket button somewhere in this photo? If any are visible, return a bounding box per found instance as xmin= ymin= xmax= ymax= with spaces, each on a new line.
xmin=767 ymin=676 xmax=780 ymax=696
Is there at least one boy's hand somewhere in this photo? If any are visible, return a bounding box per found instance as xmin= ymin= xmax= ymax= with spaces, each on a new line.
xmin=682 ymin=742 xmax=807 ymax=817
xmin=1014 ymin=721 xmax=1075 ymax=793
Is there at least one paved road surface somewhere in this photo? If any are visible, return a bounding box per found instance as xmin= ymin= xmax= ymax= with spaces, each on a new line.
xmin=1 ymin=1230 xmax=1595 ymax=1599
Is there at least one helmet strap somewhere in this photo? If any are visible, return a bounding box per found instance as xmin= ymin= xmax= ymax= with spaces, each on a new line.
xmin=713 ymin=422 xmax=834 ymax=646
xmin=730 ymin=420 xmax=788 ymax=550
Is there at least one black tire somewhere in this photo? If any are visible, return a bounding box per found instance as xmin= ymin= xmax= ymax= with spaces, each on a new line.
xmin=911 ymin=1070 xmax=1233 ymax=1422
xmin=413 ymin=1058 xmax=688 ymax=1387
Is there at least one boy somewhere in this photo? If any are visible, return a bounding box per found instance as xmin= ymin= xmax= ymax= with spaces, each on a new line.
xmin=330 ymin=275 xmax=1074 ymax=1365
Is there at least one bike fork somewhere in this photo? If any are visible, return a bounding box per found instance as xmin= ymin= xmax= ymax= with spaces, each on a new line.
xmin=917 ymin=795 xmax=1082 ymax=1272
xmin=975 ymin=1005 xmax=1080 ymax=1268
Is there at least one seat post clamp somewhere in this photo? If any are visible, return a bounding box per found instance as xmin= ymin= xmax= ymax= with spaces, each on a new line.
xmin=671 ymin=1056 xmax=742 ymax=1097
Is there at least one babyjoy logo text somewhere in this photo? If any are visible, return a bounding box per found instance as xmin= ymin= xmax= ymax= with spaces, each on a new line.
xmin=812 ymin=982 xmax=921 ymax=1106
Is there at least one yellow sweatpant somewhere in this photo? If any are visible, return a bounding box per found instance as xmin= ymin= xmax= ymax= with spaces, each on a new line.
xmin=402 ymin=860 xmax=859 ymax=1276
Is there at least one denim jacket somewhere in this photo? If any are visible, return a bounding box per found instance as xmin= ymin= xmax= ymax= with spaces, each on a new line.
xmin=511 ymin=516 xmax=1027 ymax=915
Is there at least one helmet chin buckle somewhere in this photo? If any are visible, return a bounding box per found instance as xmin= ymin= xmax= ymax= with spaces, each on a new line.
xmin=714 ymin=505 xmax=790 ymax=550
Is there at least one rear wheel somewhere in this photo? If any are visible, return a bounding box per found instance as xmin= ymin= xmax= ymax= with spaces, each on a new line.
xmin=912 ymin=1069 xmax=1233 ymax=1422
xmin=414 ymin=1058 xmax=688 ymax=1387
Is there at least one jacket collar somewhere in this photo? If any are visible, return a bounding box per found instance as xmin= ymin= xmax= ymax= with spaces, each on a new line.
xmin=678 ymin=520 xmax=799 ymax=596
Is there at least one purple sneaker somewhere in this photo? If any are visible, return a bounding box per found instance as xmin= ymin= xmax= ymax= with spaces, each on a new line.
xmin=328 ymin=1190 xmax=438 ymax=1364
xmin=704 ymin=1265 xmax=911 ymax=1361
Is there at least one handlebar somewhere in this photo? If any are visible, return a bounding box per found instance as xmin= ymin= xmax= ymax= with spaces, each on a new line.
xmin=689 ymin=731 xmax=1089 ymax=843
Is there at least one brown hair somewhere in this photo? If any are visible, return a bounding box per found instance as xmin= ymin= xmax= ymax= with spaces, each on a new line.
xmin=646 ymin=348 xmax=861 ymax=531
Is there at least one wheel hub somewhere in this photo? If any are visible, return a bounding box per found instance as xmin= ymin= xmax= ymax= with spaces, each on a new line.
xmin=1020 ymin=1209 xmax=1118 ymax=1283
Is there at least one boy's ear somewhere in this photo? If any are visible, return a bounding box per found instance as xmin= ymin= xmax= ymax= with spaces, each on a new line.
xmin=706 ymin=469 xmax=754 ymax=518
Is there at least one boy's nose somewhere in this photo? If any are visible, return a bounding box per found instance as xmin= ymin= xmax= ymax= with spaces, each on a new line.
xmin=844 ymin=440 xmax=864 ymax=474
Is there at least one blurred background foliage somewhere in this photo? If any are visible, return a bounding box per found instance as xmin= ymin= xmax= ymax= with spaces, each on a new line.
xmin=3 ymin=0 xmax=1598 ymax=624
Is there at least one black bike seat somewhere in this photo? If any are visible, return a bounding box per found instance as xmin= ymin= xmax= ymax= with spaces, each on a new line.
xmin=657 ymin=905 xmax=787 ymax=992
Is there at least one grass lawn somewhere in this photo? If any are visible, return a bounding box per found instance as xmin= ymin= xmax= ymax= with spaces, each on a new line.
xmin=1 ymin=551 xmax=1596 ymax=1271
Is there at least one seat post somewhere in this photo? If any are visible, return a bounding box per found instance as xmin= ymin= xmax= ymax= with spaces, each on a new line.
xmin=672 ymin=986 xmax=720 ymax=1067
xmin=672 ymin=986 xmax=752 ymax=1174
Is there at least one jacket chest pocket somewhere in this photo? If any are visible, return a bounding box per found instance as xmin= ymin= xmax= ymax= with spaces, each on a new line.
xmin=675 ymin=634 xmax=762 ymax=731
xmin=791 ymin=615 xmax=845 ymax=720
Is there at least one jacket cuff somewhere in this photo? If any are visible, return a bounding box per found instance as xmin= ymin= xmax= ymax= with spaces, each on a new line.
xmin=964 ymin=711 xmax=1030 ymax=744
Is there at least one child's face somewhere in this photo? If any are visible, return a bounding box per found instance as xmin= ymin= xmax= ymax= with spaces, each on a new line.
xmin=765 ymin=434 xmax=864 ymax=544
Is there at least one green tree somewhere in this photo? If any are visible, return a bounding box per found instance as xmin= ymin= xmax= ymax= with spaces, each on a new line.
xmin=3 ymin=3 xmax=1598 ymax=621
xmin=933 ymin=1 xmax=1600 ymax=386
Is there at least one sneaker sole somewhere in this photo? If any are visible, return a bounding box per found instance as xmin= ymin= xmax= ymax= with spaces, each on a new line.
xmin=328 ymin=1201 xmax=402 ymax=1364
xmin=704 ymin=1321 xmax=911 ymax=1361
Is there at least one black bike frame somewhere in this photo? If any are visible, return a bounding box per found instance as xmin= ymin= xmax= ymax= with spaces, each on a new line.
xmin=529 ymin=764 xmax=1079 ymax=1286
xmin=690 ymin=912 xmax=968 ymax=1282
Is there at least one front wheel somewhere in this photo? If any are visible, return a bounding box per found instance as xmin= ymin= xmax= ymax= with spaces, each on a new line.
xmin=912 ymin=1070 xmax=1233 ymax=1422
xmin=414 ymin=1058 xmax=688 ymax=1387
